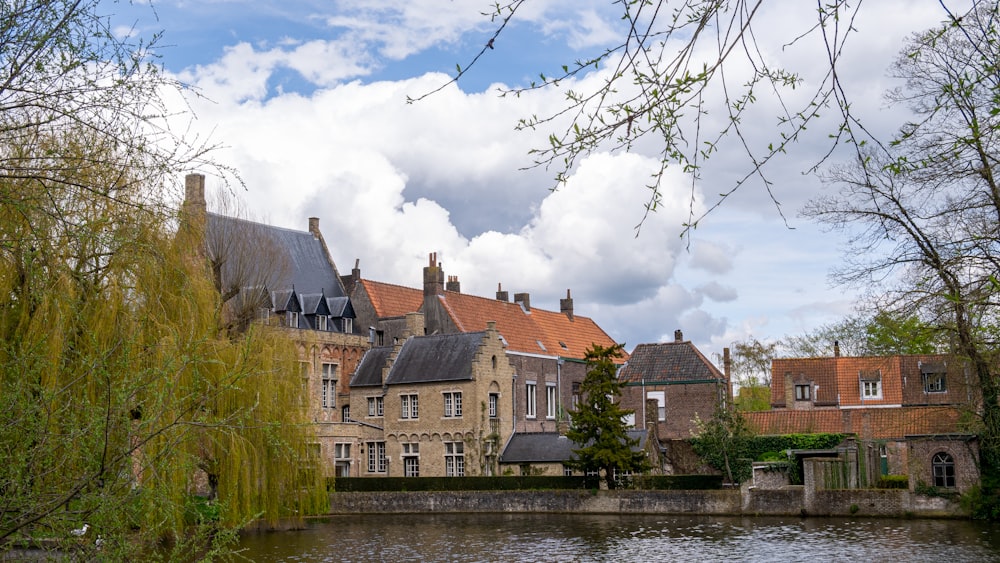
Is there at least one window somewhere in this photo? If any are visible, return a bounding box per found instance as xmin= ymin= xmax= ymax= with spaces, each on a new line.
xmin=546 ymin=383 xmax=557 ymax=419
xmin=367 ymin=396 xmax=384 ymax=417
xmin=443 ymin=392 xmax=462 ymax=418
xmin=563 ymin=466 xmax=574 ymax=476
xmin=321 ymin=363 xmax=337 ymax=409
xmin=572 ymin=382 xmax=581 ymax=409
xmin=343 ymin=318 xmax=353 ymax=334
xmin=402 ymin=443 xmax=419 ymax=477
xmin=924 ymin=372 xmax=947 ymax=393
xmin=375 ymin=330 xmax=385 ymax=346
xmin=286 ymin=311 xmax=299 ymax=328
xmin=401 ymin=393 xmax=419 ymax=419
xmin=795 ymin=384 xmax=812 ymax=401
xmin=647 ymin=391 xmax=665 ymax=421
xmin=335 ymin=443 xmax=351 ymax=478
xmin=445 ymin=442 xmax=464 ymax=476
xmin=316 ymin=315 xmax=328 ymax=331
xmin=366 ymin=441 xmax=386 ymax=473
xmin=861 ymin=380 xmax=882 ymax=400
xmin=932 ymin=452 xmax=956 ymax=488
xmin=488 ymin=393 xmax=499 ymax=418
xmin=526 ymin=382 xmax=537 ymax=418
xmin=341 ymin=404 xmax=350 ymax=422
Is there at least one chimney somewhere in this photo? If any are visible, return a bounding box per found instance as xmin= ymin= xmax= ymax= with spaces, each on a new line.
xmin=674 ymin=329 xmax=684 ymax=342
xmin=341 ymin=258 xmax=361 ymax=294
xmin=514 ymin=292 xmax=530 ymax=311
xmin=723 ymin=347 xmax=734 ymax=404
xmin=308 ymin=217 xmax=320 ymax=236
xmin=423 ymin=252 xmax=444 ymax=297
xmin=180 ymin=173 xmax=207 ymax=249
xmin=560 ymin=289 xmax=574 ymax=321
xmin=834 ymin=340 xmax=841 ymax=358
xmin=403 ymin=311 xmax=425 ymax=338
xmin=446 ymin=275 xmax=461 ymax=293
xmin=496 ymin=283 xmax=509 ymax=302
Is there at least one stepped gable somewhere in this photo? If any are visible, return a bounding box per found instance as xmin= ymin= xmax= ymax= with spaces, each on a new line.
xmin=745 ymin=406 xmax=967 ymax=439
xmin=435 ymin=290 xmax=622 ymax=360
xmin=358 ymin=279 xmax=423 ymax=318
xmin=385 ymin=331 xmax=487 ymax=385
xmin=206 ymin=212 xmax=347 ymax=297
xmin=618 ymin=341 xmax=724 ymax=384
xmin=350 ymin=346 xmax=394 ymax=387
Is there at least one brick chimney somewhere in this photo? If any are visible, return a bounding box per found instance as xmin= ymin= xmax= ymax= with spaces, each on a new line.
xmin=834 ymin=340 xmax=841 ymax=358
xmin=674 ymin=329 xmax=684 ymax=342
xmin=446 ymin=275 xmax=461 ymax=293
xmin=423 ymin=252 xmax=444 ymax=297
xmin=403 ymin=311 xmax=425 ymax=338
xmin=341 ymin=258 xmax=361 ymax=294
xmin=560 ymin=289 xmax=574 ymax=321
xmin=496 ymin=283 xmax=509 ymax=302
xmin=514 ymin=292 xmax=530 ymax=311
xmin=180 ymin=173 xmax=207 ymax=250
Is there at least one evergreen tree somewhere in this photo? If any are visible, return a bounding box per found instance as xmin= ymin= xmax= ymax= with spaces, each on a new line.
xmin=565 ymin=344 xmax=650 ymax=489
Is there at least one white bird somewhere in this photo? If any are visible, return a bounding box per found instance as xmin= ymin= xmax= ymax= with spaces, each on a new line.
xmin=71 ymin=523 xmax=89 ymax=537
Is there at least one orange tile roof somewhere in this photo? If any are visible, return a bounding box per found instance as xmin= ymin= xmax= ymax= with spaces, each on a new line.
xmin=745 ymin=406 xmax=971 ymax=439
xmin=436 ymin=291 xmax=623 ymax=361
xmin=358 ymin=279 xmax=423 ymax=318
xmin=772 ymin=355 xmax=948 ymax=407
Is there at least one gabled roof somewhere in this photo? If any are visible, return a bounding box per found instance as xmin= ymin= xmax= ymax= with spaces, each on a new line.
xmin=386 ymin=331 xmax=487 ymax=385
xmin=745 ymin=406 xmax=970 ymax=440
xmin=618 ymin=341 xmax=724 ymax=384
xmin=357 ymin=279 xmax=423 ymax=318
xmin=434 ymin=291 xmax=621 ymax=361
xmin=206 ymin=213 xmax=346 ymax=297
xmin=351 ymin=346 xmax=393 ymax=387
xmin=299 ymin=292 xmax=326 ymax=315
xmin=500 ymin=430 xmax=648 ymax=463
xmin=326 ymin=296 xmax=354 ymax=318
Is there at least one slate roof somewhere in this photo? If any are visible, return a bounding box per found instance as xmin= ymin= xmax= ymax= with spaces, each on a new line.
xmin=500 ymin=430 xmax=648 ymax=463
xmin=385 ymin=331 xmax=487 ymax=385
xmin=350 ymin=346 xmax=394 ymax=387
xmin=206 ymin=213 xmax=346 ymax=297
xmin=745 ymin=406 xmax=970 ymax=440
xmin=618 ymin=341 xmax=725 ymax=384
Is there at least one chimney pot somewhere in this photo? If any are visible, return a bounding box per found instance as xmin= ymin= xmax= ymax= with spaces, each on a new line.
xmin=560 ymin=288 xmax=574 ymax=321
xmin=496 ymin=283 xmax=509 ymax=302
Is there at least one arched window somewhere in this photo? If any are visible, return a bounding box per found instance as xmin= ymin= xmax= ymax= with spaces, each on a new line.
xmin=491 ymin=355 xmax=497 ymax=370
xmin=932 ymin=452 xmax=956 ymax=488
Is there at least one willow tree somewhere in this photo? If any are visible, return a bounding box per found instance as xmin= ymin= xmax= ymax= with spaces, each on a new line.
xmin=0 ymin=132 xmax=325 ymax=558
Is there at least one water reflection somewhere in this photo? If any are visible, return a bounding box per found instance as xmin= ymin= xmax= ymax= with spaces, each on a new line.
xmin=237 ymin=513 xmax=1000 ymax=562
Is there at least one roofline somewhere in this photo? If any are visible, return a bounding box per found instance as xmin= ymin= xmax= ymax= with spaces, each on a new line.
xmin=622 ymin=378 xmax=724 ymax=386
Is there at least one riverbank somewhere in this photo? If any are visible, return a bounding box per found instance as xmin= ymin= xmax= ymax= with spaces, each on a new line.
xmin=327 ymin=487 xmax=967 ymax=518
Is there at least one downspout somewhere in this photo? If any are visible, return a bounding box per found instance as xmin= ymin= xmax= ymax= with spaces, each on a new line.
xmin=557 ymin=358 xmax=564 ymax=426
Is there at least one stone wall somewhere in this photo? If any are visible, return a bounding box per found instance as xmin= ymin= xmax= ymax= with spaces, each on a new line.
xmin=326 ymin=488 xmax=965 ymax=517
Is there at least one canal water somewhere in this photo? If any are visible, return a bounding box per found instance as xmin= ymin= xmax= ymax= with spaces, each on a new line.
xmin=237 ymin=513 xmax=1000 ymax=562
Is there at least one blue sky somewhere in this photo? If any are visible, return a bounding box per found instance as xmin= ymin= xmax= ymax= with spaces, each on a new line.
xmin=107 ymin=1 xmax=961 ymax=357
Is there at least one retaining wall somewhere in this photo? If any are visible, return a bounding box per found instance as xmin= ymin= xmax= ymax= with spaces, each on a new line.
xmin=327 ymin=488 xmax=965 ymax=518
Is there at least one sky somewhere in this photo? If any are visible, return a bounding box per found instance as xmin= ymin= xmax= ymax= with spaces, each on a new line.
xmin=107 ymin=1 xmax=963 ymax=357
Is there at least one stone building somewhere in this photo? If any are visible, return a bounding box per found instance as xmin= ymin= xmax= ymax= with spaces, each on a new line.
xmin=181 ymin=173 xmax=370 ymax=477
xmin=349 ymin=313 xmax=515 ymax=477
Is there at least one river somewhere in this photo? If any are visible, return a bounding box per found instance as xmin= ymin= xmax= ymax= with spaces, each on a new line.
xmin=236 ymin=513 xmax=1000 ymax=562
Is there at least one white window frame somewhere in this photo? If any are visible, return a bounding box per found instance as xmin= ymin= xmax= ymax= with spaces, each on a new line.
xmin=647 ymin=391 xmax=665 ymax=421
xmin=488 ymin=393 xmax=498 ymax=418
xmin=445 ymin=442 xmax=465 ymax=476
xmin=343 ymin=318 xmax=353 ymax=334
xmin=321 ymin=363 xmax=337 ymax=409
xmin=862 ymin=380 xmax=882 ymax=400
xmin=402 ymin=443 xmax=420 ymax=477
xmin=443 ymin=391 xmax=462 ymax=418
xmin=525 ymin=382 xmax=537 ymax=419
xmin=366 ymin=441 xmax=386 ymax=473
xmin=401 ymin=393 xmax=419 ymax=419
xmin=287 ymin=311 xmax=299 ymax=328
xmin=546 ymin=383 xmax=557 ymax=419
xmin=367 ymin=396 xmax=384 ymax=417
xmin=316 ymin=315 xmax=328 ymax=331
xmin=795 ymin=384 xmax=812 ymax=401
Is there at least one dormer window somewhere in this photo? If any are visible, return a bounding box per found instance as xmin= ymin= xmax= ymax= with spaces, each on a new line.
xmin=343 ymin=318 xmax=353 ymax=334
xmin=286 ymin=311 xmax=299 ymax=328
xmin=316 ymin=315 xmax=328 ymax=331
xmin=860 ymin=369 xmax=882 ymax=400
xmin=795 ymin=383 xmax=812 ymax=401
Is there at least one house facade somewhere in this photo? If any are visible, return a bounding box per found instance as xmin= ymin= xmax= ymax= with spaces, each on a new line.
xmin=748 ymin=351 xmax=981 ymax=493
xmin=348 ymin=314 xmax=515 ymax=477
xmin=345 ymin=253 xmax=624 ymax=436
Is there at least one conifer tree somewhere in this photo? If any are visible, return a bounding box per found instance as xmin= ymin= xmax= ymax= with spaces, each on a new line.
xmin=565 ymin=343 xmax=650 ymax=489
